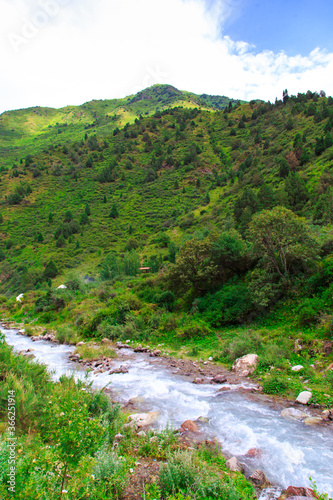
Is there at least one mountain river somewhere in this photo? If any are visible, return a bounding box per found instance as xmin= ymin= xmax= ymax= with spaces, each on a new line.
xmin=2 ymin=325 xmax=333 ymax=498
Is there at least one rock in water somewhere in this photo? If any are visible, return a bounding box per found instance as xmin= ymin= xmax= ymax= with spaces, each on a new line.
xmin=180 ymin=420 xmax=199 ymax=432
xmin=246 ymin=448 xmax=262 ymax=458
xmin=304 ymin=417 xmax=323 ymax=426
xmin=249 ymin=469 xmax=268 ymax=487
xmin=211 ymin=374 xmax=228 ymax=384
xmin=232 ymin=354 xmax=259 ymax=377
xmin=281 ymin=408 xmax=308 ymax=421
xmin=279 ymin=486 xmax=317 ymax=499
xmin=225 ymin=457 xmax=243 ymax=472
xmin=296 ymin=391 xmax=312 ymax=405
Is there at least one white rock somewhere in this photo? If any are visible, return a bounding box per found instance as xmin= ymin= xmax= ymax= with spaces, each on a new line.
xmin=226 ymin=457 xmax=243 ymax=472
xmin=57 ymin=285 xmax=67 ymax=289
xmin=208 ymin=357 xmax=213 ymax=361
xmin=304 ymin=417 xmax=323 ymax=426
xmin=291 ymin=365 xmax=304 ymax=372
xmin=128 ymin=412 xmax=159 ymax=428
xmin=296 ymin=391 xmax=312 ymax=405
xmin=232 ymin=354 xmax=259 ymax=377
xmin=281 ymin=408 xmax=308 ymax=421
xmin=16 ymin=294 xmax=24 ymax=302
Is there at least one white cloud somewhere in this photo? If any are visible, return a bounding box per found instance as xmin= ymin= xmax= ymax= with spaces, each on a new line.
xmin=0 ymin=0 xmax=332 ymax=113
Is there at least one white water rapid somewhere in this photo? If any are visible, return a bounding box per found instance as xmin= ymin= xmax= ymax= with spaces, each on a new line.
xmin=2 ymin=326 xmax=333 ymax=498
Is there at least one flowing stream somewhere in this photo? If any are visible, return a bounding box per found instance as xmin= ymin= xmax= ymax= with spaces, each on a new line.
xmin=2 ymin=326 xmax=333 ymax=498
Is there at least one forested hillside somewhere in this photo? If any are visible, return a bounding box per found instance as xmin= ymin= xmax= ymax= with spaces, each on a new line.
xmin=0 ymin=85 xmax=333 ymax=403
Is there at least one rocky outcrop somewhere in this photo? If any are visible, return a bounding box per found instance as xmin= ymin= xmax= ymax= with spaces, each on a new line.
xmin=232 ymin=354 xmax=259 ymax=377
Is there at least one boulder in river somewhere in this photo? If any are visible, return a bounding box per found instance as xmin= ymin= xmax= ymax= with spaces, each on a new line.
xmin=249 ymin=469 xmax=269 ymax=487
xmin=128 ymin=412 xmax=159 ymax=428
xmin=225 ymin=457 xmax=243 ymax=472
xmin=296 ymin=391 xmax=312 ymax=405
xmin=150 ymin=350 xmax=162 ymax=357
xmin=322 ymin=409 xmax=333 ymax=421
xmin=246 ymin=448 xmax=262 ymax=458
xmin=134 ymin=345 xmax=151 ymax=353
xmin=232 ymin=354 xmax=259 ymax=377
xmin=180 ymin=420 xmax=199 ymax=433
xmin=211 ymin=374 xmax=228 ymax=384
xmin=304 ymin=417 xmax=323 ymax=426
xmin=279 ymin=486 xmax=317 ymax=499
xmin=109 ymin=365 xmax=128 ymax=374
xmin=281 ymin=408 xmax=308 ymax=421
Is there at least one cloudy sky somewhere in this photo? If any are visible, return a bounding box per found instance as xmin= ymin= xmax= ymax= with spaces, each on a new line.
xmin=1 ymin=0 xmax=333 ymax=113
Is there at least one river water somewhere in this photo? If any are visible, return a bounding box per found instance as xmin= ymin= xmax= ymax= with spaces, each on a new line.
xmin=2 ymin=326 xmax=333 ymax=498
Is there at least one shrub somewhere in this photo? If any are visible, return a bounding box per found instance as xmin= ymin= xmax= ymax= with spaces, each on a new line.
xmin=154 ymin=291 xmax=175 ymax=311
xmin=221 ymin=330 xmax=262 ymax=362
xmin=262 ymin=374 xmax=290 ymax=395
xmin=198 ymin=283 xmax=253 ymax=326
xmin=177 ymin=319 xmax=211 ymax=339
xmin=296 ymin=298 xmax=321 ymax=326
xmin=93 ymin=450 xmax=127 ymax=494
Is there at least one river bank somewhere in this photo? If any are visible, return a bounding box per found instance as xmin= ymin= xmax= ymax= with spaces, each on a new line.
xmin=1 ymin=321 xmax=333 ymax=498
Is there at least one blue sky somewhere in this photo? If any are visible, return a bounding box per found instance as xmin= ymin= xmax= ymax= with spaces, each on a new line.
xmin=0 ymin=0 xmax=333 ymax=113
xmin=222 ymin=0 xmax=333 ymax=55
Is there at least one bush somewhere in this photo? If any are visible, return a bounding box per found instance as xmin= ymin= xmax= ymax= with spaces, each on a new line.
xmin=154 ymin=291 xmax=175 ymax=311
xmin=93 ymin=450 xmax=127 ymax=493
xmin=177 ymin=319 xmax=211 ymax=339
xmin=221 ymin=330 xmax=262 ymax=362
xmin=296 ymin=298 xmax=321 ymax=326
xmin=262 ymin=374 xmax=290 ymax=395
xmin=198 ymin=283 xmax=253 ymax=326
xmin=259 ymin=341 xmax=289 ymax=369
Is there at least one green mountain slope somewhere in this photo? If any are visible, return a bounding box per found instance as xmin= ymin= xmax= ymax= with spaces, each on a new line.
xmin=0 ymin=87 xmax=333 ymax=405
xmin=0 ymin=84 xmax=241 ymax=167
xmin=0 ymin=89 xmax=333 ymax=290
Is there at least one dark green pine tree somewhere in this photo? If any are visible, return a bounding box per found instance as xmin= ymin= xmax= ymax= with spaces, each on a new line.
xmin=85 ymin=204 xmax=91 ymax=216
xmin=285 ymin=172 xmax=309 ymax=212
xmin=109 ymin=204 xmax=119 ymax=219
xmin=325 ymin=132 xmax=333 ymax=149
xmin=258 ymin=184 xmax=276 ymax=210
xmin=103 ymin=195 xmax=107 ymax=204
xmin=80 ymin=212 xmax=89 ymax=225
